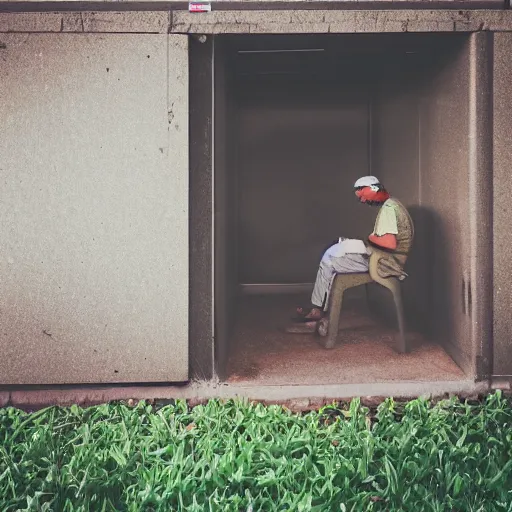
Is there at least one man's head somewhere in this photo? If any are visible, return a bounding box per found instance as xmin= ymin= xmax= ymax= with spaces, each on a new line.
xmin=354 ymin=176 xmax=390 ymax=206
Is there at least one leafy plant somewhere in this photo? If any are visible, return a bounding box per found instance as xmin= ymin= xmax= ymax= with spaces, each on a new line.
xmin=0 ymin=393 xmax=511 ymax=511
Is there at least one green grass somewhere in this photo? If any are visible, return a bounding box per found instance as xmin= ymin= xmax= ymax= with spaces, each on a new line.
xmin=0 ymin=393 xmax=511 ymax=511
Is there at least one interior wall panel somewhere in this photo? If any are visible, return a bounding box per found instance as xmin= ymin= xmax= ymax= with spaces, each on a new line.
xmin=236 ymin=76 xmax=372 ymax=284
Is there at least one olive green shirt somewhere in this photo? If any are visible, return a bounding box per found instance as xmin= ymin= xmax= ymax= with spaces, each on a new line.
xmin=370 ymin=198 xmax=414 ymax=280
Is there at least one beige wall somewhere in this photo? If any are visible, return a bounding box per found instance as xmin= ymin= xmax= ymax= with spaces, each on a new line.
xmin=493 ymin=33 xmax=512 ymax=378
xmin=417 ymin=40 xmax=474 ymax=374
xmin=0 ymin=33 xmax=189 ymax=384
xmin=235 ymin=70 xmax=372 ymax=285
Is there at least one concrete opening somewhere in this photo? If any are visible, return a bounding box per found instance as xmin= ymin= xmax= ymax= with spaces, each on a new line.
xmin=215 ymin=33 xmax=473 ymax=386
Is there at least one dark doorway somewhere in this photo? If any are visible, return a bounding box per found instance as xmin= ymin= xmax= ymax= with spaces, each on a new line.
xmin=215 ymin=33 xmax=473 ymax=385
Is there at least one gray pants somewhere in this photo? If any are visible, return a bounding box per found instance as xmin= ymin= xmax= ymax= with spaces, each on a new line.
xmin=311 ymin=243 xmax=369 ymax=311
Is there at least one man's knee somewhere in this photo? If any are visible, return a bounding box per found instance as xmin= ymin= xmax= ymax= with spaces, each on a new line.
xmin=319 ymin=254 xmax=336 ymax=273
xmin=321 ymin=239 xmax=338 ymax=257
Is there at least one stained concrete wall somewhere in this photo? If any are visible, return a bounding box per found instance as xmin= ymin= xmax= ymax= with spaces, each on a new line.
xmin=493 ymin=33 xmax=512 ymax=378
xmin=417 ymin=39 xmax=474 ymax=375
xmin=0 ymin=33 xmax=189 ymax=384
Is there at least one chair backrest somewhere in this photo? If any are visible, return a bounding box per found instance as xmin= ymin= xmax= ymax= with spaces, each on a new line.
xmin=368 ymin=203 xmax=415 ymax=285
xmin=368 ymin=249 xmax=387 ymax=284
xmin=403 ymin=203 xmax=415 ymax=246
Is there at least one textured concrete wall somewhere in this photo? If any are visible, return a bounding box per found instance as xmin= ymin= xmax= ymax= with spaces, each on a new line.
xmin=2 ymin=10 xmax=511 ymax=37
xmin=171 ymin=9 xmax=512 ymax=34
xmin=418 ymin=38 xmax=474 ymax=375
xmin=0 ymin=12 xmax=169 ymax=32
xmin=0 ymin=33 xmax=189 ymax=384
xmin=467 ymin=32 xmax=493 ymax=380
xmin=493 ymin=33 xmax=512 ymax=378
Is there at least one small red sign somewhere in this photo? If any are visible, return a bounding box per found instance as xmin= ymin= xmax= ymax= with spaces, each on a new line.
xmin=189 ymin=2 xmax=211 ymax=12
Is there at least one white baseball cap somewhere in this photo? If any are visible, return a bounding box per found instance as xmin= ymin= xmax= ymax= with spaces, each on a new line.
xmin=354 ymin=176 xmax=381 ymax=188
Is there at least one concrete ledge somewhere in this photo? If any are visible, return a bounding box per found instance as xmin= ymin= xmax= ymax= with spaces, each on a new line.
xmin=1 ymin=9 xmax=511 ymax=34
xmin=4 ymin=378 xmax=489 ymax=409
xmin=170 ymin=9 xmax=512 ymax=33
xmin=0 ymin=11 xmax=169 ymax=32
xmin=0 ymin=391 xmax=10 ymax=407
xmin=0 ymin=0 xmax=504 ymax=7
xmin=9 ymin=386 xmax=187 ymax=409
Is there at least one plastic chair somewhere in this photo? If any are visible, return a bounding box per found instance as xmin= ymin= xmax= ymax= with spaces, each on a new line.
xmin=317 ymin=248 xmax=408 ymax=353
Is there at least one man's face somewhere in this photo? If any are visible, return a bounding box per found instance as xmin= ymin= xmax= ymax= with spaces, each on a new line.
xmin=355 ymin=188 xmax=366 ymax=203
xmin=354 ymin=186 xmax=388 ymax=205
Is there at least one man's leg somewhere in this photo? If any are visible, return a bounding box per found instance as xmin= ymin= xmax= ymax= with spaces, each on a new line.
xmin=321 ymin=252 xmax=369 ymax=310
xmin=297 ymin=246 xmax=369 ymax=320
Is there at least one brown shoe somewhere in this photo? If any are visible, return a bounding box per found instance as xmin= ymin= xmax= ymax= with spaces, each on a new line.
xmin=293 ymin=306 xmax=323 ymax=322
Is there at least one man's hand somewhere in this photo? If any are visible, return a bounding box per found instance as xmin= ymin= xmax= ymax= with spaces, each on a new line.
xmin=368 ymin=233 xmax=397 ymax=251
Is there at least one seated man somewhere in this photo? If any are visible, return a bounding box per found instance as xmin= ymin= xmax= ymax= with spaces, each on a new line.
xmin=294 ymin=175 xmax=412 ymax=323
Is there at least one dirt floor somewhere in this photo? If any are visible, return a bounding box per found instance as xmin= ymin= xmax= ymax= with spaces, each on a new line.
xmin=226 ymin=294 xmax=465 ymax=386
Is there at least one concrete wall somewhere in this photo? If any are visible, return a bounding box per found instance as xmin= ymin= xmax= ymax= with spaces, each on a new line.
xmin=235 ymin=70 xmax=372 ymax=284
xmin=0 ymin=32 xmax=189 ymax=384
xmin=493 ymin=33 xmax=512 ymax=378
xmin=417 ymin=39 xmax=474 ymax=375
xmin=171 ymin=9 xmax=512 ymax=35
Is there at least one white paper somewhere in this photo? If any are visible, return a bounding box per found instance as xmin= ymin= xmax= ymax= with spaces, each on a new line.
xmin=341 ymin=238 xmax=368 ymax=254
xmin=329 ymin=238 xmax=368 ymax=257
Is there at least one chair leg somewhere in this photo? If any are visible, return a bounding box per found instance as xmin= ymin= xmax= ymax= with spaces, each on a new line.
xmin=322 ymin=277 xmax=345 ymax=350
xmin=390 ymin=283 xmax=407 ymax=354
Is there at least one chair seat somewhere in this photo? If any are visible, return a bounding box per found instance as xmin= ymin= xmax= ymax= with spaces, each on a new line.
xmin=334 ymin=272 xmax=373 ymax=288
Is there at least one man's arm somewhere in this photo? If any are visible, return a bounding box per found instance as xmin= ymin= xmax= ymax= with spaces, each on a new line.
xmin=369 ymin=202 xmax=398 ymax=251
xmin=368 ymin=233 xmax=397 ymax=251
